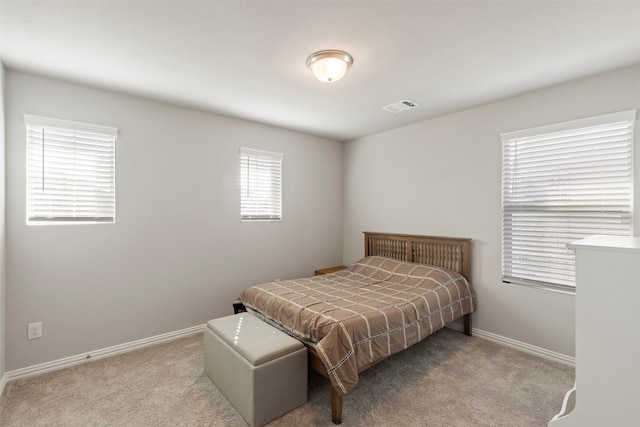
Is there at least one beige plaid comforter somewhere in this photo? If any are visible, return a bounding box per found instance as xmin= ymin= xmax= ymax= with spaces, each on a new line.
xmin=238 ymin=256 xmax=475 ymax=395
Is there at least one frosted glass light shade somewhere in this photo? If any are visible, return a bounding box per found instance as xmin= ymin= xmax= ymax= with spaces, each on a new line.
xmin=307 ymin=50 xmax=353 ymax=83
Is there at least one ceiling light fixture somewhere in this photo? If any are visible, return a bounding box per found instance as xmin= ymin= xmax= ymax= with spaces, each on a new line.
xmin=306 ymin=50 xmax=353 ymax=83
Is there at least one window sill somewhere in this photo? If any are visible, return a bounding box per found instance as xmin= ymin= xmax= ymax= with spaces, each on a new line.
xmin=502 ymin=280 xmax=576 ymax=296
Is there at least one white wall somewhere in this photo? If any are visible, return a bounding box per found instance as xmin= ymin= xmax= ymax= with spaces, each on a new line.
xmin=0 ymin=65 xmax=7 ymax=382
xmin=343 ymin=64 xmax=640 ymax=358
xmin=5 ymin=70 xmax=343 ymax=370
xmin=5 ymin=64 xmax=638 ymax=372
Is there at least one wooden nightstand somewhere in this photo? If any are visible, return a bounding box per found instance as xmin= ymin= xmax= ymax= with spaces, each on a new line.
xmin=314 ymin=266 xmax=347 ymax=275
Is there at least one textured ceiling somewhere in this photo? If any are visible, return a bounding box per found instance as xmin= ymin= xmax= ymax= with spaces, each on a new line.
xmin=1 ymin=1 xmax=639 ymax=141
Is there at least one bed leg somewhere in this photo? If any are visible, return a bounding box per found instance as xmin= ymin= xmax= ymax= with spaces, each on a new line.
xmin=464 ymin=313 xmax=472 ymax=336
xmin=330 ymin=385 xmax=343 ymax=424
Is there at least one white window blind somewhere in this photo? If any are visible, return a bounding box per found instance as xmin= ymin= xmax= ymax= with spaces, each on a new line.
xmin=501 ymin=110 xmax=635 ymax=291
xmin=240 ymin=147 xmax=283 ymax=220
xmin=25 ymin=114 xmax=117 ymax=224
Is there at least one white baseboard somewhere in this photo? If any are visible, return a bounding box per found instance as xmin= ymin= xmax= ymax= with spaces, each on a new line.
xmin=473 ymin=328 xmax=575 ymax=367
xmin=0 ymin=372 xmax=7 ymax=398
xmin=1 ymin=324 xmax=573 ymax=394
xmin=4 ymin=324 xmax=205 ymax=384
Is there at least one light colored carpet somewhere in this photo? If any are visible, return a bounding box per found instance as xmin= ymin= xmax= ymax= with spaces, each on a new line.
xmin=0 ymin=328 xmax=574 ymax=426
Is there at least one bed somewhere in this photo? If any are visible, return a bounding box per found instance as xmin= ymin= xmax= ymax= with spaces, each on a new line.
xmin=235 ymin=232 xmax=475 ymax=424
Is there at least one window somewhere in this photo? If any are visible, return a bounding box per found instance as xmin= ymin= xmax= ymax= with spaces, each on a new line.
xmin=501 ymin=110 xmax=635 ymax=292
xmin=240 ymin=147 xmax=283 ymax=220
xmin=25 ymin=115 xmax=117 ymax=224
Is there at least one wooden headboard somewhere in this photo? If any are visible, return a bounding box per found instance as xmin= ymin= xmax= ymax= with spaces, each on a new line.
xmin=364 ymin=232 xmax=472 ymax=281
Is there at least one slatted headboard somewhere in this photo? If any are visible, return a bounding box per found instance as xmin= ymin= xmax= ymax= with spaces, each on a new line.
xmin=364 ymin=231 xmax=472 ymax=281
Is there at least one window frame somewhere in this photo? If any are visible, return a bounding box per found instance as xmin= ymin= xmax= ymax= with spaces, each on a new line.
xmin=501 ymin=109 xmax=635 ymax=293
xmin=25 ymin=114 xmax=118 ymax=225
xmin=240 ymin=147 xmax=283 ymax=221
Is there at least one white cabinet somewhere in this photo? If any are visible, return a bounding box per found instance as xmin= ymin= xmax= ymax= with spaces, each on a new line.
xmin=549 ymin=235 xmax=640 ymax=427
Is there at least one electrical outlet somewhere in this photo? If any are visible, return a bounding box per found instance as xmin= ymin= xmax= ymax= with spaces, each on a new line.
xmin=28 ymin=322 xmax=42 ymax=340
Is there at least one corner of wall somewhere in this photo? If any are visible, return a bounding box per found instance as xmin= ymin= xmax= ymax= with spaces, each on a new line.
xmin=0 ymin=63 xmax=7 ymax=396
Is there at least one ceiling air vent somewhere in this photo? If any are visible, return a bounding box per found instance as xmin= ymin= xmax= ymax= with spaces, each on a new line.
xmin=382 ymin=99 xmax=420 ymax=113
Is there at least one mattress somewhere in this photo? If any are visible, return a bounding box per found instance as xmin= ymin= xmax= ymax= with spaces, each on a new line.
xmin=238 ymin=256 xmax=476 ymax=394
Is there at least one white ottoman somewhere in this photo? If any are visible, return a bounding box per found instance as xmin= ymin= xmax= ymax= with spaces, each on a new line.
xmin=204 ymin=313 xmax=307 ymax=427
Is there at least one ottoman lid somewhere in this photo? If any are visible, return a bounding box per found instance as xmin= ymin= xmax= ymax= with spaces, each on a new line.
xmin=206 ymin=313 xmax=304 ymax=366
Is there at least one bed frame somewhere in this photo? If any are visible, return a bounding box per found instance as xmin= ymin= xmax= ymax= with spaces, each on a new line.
xmin=311 ymin=232 xmax=473 ymax=424
xmin=234 ymin=232 xmax=473 ymax=424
